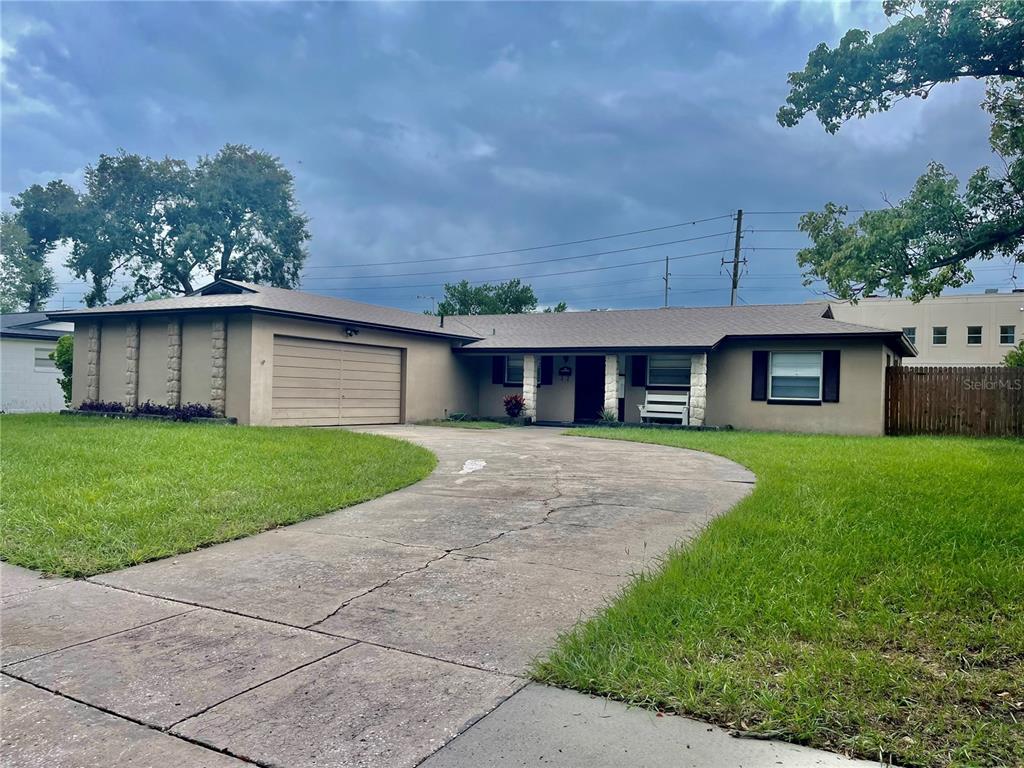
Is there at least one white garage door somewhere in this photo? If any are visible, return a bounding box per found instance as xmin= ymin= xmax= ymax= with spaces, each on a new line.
xmin=271 ymin=336 xmax=403 ymax=426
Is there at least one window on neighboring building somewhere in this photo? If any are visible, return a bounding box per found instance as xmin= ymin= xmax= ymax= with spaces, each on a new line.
xmin=769 ymin=351 xmax=822 ymax=401
xmin=504 ymin=354 xmax=524 ymax=385
xmin=967 ymin=326 xmax=983 ymax=345
xmin=902 ymin=327 xmax=916 ymax=345
xmin=647 ymin=354 xmax=691 ymax=387
xmin=932 ymin=326 xmax=947 ymax=345
xmin=1001 ymin=325 xmax=1016 ymax=345
xmin=34 ymin=347 xmax=56 ymax=371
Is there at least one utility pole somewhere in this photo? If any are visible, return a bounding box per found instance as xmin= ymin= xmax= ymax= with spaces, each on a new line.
xmin=417 ymin=294 xmax=437 ymax=314
xmin=729 ymin=209 xmax=744 ymax=306
xmin=662 ymin=253 xmax=670 ymax=307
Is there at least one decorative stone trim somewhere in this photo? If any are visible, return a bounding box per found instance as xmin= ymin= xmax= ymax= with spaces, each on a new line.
xmin=689 ymin=352 xmax=707 ymax=426
xmin=603 ymin=354 xmax=619 ymax=418
xmin=86 ymin=322 xmax=101 ymax=402
xmin=211 ymin=317 xmax=227 ymax=416
xmin=167 ymin=318 xmax=182 ymax=407
xmin=521 ymin=353 xmax=537 ymax=421
xmin=125 ymin=320 xmax=140 ymax=408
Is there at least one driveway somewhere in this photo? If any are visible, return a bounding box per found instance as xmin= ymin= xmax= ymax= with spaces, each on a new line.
xmin=1 ymin=426 xmax=872 ymax=767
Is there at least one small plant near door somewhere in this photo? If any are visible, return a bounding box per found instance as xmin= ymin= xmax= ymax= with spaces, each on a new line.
xmin=503 ymin=393 xmax=525 ymax=418
xmin=598 ymin=408 xmax=619 ymax=425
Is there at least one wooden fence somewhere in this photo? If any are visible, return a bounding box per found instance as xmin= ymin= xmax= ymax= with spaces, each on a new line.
xmin=885 ymin=366 xmax=1024 ymax=437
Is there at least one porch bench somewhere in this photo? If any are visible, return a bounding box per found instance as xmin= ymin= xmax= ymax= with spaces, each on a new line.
xmin=638 ymin=391 xmax=689 ymax=425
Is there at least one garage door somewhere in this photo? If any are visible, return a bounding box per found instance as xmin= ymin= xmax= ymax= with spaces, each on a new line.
xmin=271 ymin=336 xmax=403 ymax=426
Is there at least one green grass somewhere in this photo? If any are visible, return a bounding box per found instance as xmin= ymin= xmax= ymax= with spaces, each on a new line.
xmin=535 ymin=428 xmax=1024 ymax=767
xmin=0 ymin=414 xmax=436 ymax=577
xmin=415 ymin=418 xmax=511 ymax=429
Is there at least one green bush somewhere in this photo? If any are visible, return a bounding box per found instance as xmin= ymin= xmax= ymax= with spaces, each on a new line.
xmin=49 ymin=334 xmax=73 ymax=405
xmin=1004 ymin=340 xmax=1024 ymax=367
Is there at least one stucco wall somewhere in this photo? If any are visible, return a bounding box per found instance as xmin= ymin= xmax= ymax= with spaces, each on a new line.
xmin=137 ymin=317 xmax=168 ymax=405
xmin=247 ymin=314 xmax=476 ymax=426
xmin=98 ymin=320 xmax=128 ymax=403
xmin=704 ymin=338 xmax=889 ymax=435
xmin=0 ymin=338 xmax=66 ymax=412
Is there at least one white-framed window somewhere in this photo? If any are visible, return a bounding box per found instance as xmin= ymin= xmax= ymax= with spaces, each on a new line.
xmin=967 ymin=326 xmax=983 ymax=345
xmin=769 ymin=351 xmax=822 ymax=401
xmin=932 ymin=326 xmax=947 ymax=346
xmin=504 ymin=354 xmax=524 ymax=385
xmin=34 ymin=347 xmax=57 ymax=372
xmin=902 ymin=326 xmax=916 ymax=345
xmin=647 ymin=354 xmax=691 ymax=387
xmin=1000 ymin=325 xmax=1016 ymax=345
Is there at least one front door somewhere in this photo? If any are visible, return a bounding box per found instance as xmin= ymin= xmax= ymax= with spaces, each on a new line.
xmin=574 ymin=355 xmax=605 ymax=422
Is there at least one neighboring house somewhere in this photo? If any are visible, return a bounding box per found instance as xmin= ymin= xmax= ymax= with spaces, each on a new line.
xmin=825 ymin=290 xmax=1024 ymax=366
xmin=50 ymin=279 xmax=914 ymax=435
xmin=1 ymin=313 xmax=75 ymax=413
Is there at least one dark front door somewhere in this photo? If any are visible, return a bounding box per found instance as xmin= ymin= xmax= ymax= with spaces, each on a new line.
xmin=574 ymin=355 xmax=605 ymax=422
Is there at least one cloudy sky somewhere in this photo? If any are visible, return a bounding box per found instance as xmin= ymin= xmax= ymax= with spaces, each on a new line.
xmin=1 ymin=1 xmax=1015 ymax=312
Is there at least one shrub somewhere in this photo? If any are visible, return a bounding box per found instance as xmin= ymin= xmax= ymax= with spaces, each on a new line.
xmin=598 ymin=408 xmax=619 ymax=424
xmin=1004 ymin=340 xmax=1024 ymax=368
xmin=78 ymin=400 xmax=126 ymax=413
xmin=76 ymin=400 xmax=219 ymax=421
xmin=176 ymin=402 xmax=218 ymax=420
xmin=50 ymin=335 xmax=74 ymax=405
xmin=503 ymin=393 xmax=525 ymax=418
xmin=135 ymin=400 xmax=173 ymax=416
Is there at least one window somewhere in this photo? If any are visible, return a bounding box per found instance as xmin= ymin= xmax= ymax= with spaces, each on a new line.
xmin=902 ymin=327 xmax=916 ymax=345
xmin=1001 ymin=325 xmax=1016 ymax=345
xmin=504 ymin=355 xmax=524 ymax=385
xmin=647 ymin=354 xmax=691 ymax=387
xmin=769 ymin=352 xmax=822 ymax=401
xmin=967 ymin=326 xmax=983 ymax=345
xmin=33 ymin=347 xmax=56 ymax=372
xmin=932 ymin=326 xmax=947 ymax=345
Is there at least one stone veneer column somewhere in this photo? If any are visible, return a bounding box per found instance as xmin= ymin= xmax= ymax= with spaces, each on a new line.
xmin=603 ymin=354 xmax=619 ymax=419
xmin=125 ymin=319 xmax=140 ymax=408
xmin=689 ymin=352 xmax=707 ymax=427
xmin=86 ymin=322 xmax=101 ymax=402
xmin=210 ymin=317 xmax=227 ymax=415
xmin=521 ymin=353 xmax=536 ymax=422
xmin=167 ymin=318 xmax=182 ymax=407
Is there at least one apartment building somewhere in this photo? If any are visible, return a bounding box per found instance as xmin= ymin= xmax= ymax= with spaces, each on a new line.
xmin=826 ymin=290 xmax=1024 ymax=365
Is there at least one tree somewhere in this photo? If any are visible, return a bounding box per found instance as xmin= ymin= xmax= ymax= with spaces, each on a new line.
xmin=543 ymin=301 xmax=568 ymax=313
xmin=433 ymin=278 xmax=541 ymax=315
xmin=49 ymin=334 xmax=74 ymax=405
xmin=778 ymin=1 xmax=1024 ymax=301
xmin=1004 ymin=340 xmax=1024 ymax=367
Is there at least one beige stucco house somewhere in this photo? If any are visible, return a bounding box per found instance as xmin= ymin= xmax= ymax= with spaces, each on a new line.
xmin=50 ymin=279 xmax=915 ymax=435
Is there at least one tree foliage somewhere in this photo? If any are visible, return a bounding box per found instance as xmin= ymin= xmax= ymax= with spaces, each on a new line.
xmin=433 ymin=278 xmax=542 ymax=315
xmin=1004 ymin=340 xmax=1024 ymax=367
xmin=49 ymin=334 xmax=74 ymax=405
xmin=778 ymin=0 xmax=1024 ymax=301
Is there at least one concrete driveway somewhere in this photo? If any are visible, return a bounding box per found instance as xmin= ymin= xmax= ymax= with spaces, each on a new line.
xmin=1 ymin=426 xmax=873 ymax=767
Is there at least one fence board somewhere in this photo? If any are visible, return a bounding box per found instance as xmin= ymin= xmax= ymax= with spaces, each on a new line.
xmin=885 ymin=366 xmax=1024 ymax=437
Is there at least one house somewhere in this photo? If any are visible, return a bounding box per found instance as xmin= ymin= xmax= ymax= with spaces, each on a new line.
xmin=824 ymin=290 xmax=1023 ymax=366
xmin=1 ymin=312 xmax=75 ymax=413
xmin=49 ymin=279 xmax=915 ymax=435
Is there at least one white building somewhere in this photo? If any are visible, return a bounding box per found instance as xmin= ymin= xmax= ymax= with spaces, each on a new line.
xmin=825 ymin=290 xmax=1024 ymax=366
xmin=1 ymin=313 xmax=75 ymax=412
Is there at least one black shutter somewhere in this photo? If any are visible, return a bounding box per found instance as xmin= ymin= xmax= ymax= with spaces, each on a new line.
xmin=631 ymin=355 xmax=647 ymax=387
xmin=491 ymin=356 xmax=505 ymax=385
xmin=539 ymin=356 xmax=554 ymax=386
xmin=751 ymin=351 xmax=769 ymax=401
xmin=822 ymin=350 xmax=840 ymax=402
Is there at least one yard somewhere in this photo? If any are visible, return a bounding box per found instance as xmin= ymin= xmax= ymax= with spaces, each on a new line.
xmin=536 ymin=428 xmax=1024 ymax=767
xmin=0 ymin=414 xmax=435 ymax=577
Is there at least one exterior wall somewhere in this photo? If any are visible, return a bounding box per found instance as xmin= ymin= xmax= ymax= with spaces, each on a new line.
xmin=826 ymin=292 xmax=1024 ymax=365
xmin=224 ymin=315 xmax=252 ymax=423
xmin=0 ymin=338 xmax=65 ymax=412
xmin=180 ymin=317 xmax=213 ymax=405
xmin=537 ymin=356 xmax=575 ymax=422
xmin=98 ymin=320 xmax=128 ymax=403
xmin=704 ymin=338 xmax=889 ymax=435
xmin=247 ymin=314 xmax=476 ymax=426
xmin=137 ymin=317 xmax=169 ymax=405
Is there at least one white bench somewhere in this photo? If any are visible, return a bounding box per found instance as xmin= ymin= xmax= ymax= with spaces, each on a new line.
xmin=638 ymin=391 xmax=689 ymax=425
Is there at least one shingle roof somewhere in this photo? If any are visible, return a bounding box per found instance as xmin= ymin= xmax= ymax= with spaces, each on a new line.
xmin=450 ymin=302 xmax=915 ymax=355
xmin=47 ymin=279 xmax=476 ymax=340
xmin=1 ymin=312 xmax=74 ymax=340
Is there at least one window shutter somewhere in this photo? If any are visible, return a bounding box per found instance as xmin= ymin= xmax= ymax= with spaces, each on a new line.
xmin=822 ymin=350 xmax=840 ymax=402
xmin=630 ymin=355 xmax=647 ymax=387
xmin=751 ymin=351 xmax=769 ymax=401
xmin=539 ymin=356 xmax=554 ymax=386
xmin=491 ymin=356 xmax=505 ymax=385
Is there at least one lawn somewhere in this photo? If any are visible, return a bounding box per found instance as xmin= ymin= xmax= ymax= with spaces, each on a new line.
xmin=416 ymin=418 xmax=510 ymax=429
xmin=0 ymin=414 xmax=435 ymax=577
xmin=535 ymin=428 xmax=1024 ymax=768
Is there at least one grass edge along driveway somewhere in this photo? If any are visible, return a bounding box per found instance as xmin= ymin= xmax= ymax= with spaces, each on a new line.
xmin=1 ymin=414 xmax=436 ymax=577
xmin=534 ymin=428 xmax=1023 ymax=768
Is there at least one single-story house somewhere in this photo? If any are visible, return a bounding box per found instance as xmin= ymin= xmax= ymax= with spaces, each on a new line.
xmin=49 ymin=279 xmax=916 ymax=435
xmin=1 ymin=312 xmax=75 ymax=413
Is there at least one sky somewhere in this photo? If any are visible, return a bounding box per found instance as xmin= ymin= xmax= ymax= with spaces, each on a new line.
xmin=1 ymin=0 xmax=1017 ymax=313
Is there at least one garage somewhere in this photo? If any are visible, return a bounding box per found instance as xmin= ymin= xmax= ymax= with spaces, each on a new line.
xmin=271 ymin=335 xmax=403 ymax=426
